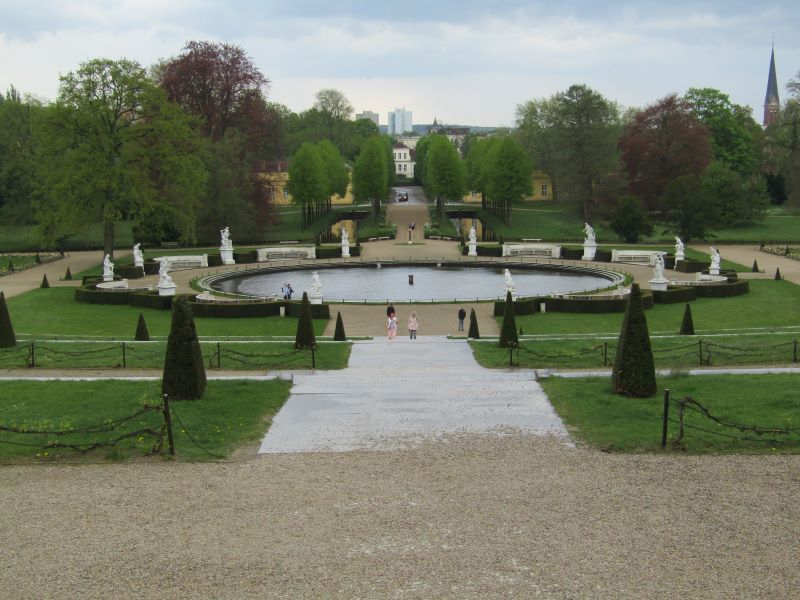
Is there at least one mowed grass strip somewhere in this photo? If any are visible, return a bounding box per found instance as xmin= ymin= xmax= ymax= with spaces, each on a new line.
xmin=0 ymin=379 xmax=292 ymax=461
xmin=541 ymin=374 xmax=800 ymax=454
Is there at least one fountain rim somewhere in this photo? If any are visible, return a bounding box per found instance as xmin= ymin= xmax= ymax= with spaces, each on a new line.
xmin=195 ymin=258 xmax=628 ymax=304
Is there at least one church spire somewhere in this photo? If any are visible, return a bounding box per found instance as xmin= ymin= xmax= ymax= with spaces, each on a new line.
xmin=763 ymin=45 xmax=780 ymax=127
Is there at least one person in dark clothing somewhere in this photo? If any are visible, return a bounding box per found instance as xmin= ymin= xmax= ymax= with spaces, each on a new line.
xmin=457 ymin=307 xmax=467 ymax=332
xmin=386 ymin=303 xmax=395 ymax=318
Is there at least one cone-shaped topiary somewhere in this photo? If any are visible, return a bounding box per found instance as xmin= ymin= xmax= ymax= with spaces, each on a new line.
xmin=64 ymin=266 xmax=73 ymax=280
xmin=467 ymin=308 xmax=480 ymax=339
xmin=35 ymin=253 xmax=42 ymax=264
xmin=7 ymin=259 xmax=14 ymax=272
xmin=333 ymin=311 xmax=346 ymax=341
xmin=162 ymin=296 xmax=206 ymax=400
xmin=294 ymin=292 xmax=317 ymax=349
xmin=135 ymin=312 xmax=150 ymax=341
xmin=611 ymin=283 xmax=656 ymax=397
xmin=679 ymin=303 xmax=695 ymax=335
xmin=751 ymin=260 xmax=759 ymax=272
xmin=775 ymin=268 xmax=782 ymax=281
xmin=499 ymin=291 xmax=518 ymax=348
xmin=40 ymin=273 xmax=50 ymax=288
xmin=0 ymin=291 xmax=17 ymax=347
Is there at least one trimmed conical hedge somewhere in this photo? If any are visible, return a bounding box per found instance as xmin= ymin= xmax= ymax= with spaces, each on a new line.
xmin=468 ymin=308 xmax=480 ymax=339
xmin=294 ymin=292 xmax=317 ymax=349
xmin=7 ymin=259 xmax=14 ymax=273
xmin=40 ymin=273 xmax=50 ymax=288
xmin=775 ymin=268 xmax=782 ymax=281
xmin=333 ymin=312 xmax=346 ymax=341
xmin=64 ymin=266 xmax=73 ymax=280
xmin=162 ymin=296 xmax=206 ymax=400
xmin=679 ymin=303 xmax=695 ymax=335
xmin=499 ymin=291 xmax=518 ymax=348
xmin=135 ymin=312 xmax=150 ymax=341
xmin=751 ymin=260 xmax=759 ymax=272
xmin=35 ymin=253 xmax=42 ymax=264
xmin=611 ymin=283 xmax=656 ymax=397
xmin=0 ymin=292 xmax=17 ymax=348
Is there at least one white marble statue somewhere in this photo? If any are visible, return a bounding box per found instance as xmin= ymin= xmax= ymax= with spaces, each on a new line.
xmin=158 ymin=260 xmax=174 ymax=286
xmin=674 ymin=236 xmax=685 ymax=258
xmin=310 ymin=271 xmax=322 ymax=296
xmin=102 ymin=254 xmax=114 ymax=281
xmin=504 ymin=268 xmax=515 ymax=294
xmin=583 ymin=223 xmax=596 ymax=245
xmin=340 ymin=227 xmax=348 ymax=246
xmin=653 ymin=254 xmax=665 ymax=281
xmin=220 ymin=226 xmax=231 ymax=248
xmin=132 ymin=243 xmax=144 ymax=267
xmin=468 ymin=226 xmax=477 ymax=245
xmin=710 ymin=247 xmax=721 ymax=273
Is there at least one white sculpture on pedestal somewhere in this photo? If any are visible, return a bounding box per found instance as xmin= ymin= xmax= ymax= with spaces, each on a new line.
xmin=341 ymin=226 xmax=350 ymax=258
xmin=503 ymin=268 xmax=516 ymax=299
xmin=582 ymin=222 xmax=597 ymax=261
xmin=467 ymin=225 xmax=478 ymax=257
xmin=219 ymin=226 xmax=235 ymax=265
xmin=309 ymin=271 xmax=323 ymax=304
xmin=649 ymin=253 xmax=669 ymax=291
xmin=102 ymin=254 xmax=114 ymax=282
xmin=132 ymin=243 xmax=144 ymax=269
xmin=157 ymin=260 xmax=176 ymax=296
xmin=674 ymin=236 xmax=685 ymax=262
xmin=709 ymin=247 xmax=721 ymax=275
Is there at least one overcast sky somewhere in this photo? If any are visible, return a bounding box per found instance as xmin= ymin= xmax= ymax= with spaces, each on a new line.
xmin=1 ymin=1 xmax=798 ymax=127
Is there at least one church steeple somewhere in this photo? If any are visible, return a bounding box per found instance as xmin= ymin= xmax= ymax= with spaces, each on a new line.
xmin=763 ymin=45 xmax=780 ymax=127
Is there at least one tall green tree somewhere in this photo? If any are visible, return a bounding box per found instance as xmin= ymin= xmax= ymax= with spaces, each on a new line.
xmin=515 ymin=96 xmax=565 ymax=201
xmin=38 ymin=58 xmax=207 ymax=255
xmin=352 ymin=136 xmax=389 ymax=218
xmin=316 ymin=139 xmax=349 ymax=205
xmin=313 ymin=88 xmax=353 ymax=153
xmin=464 ymin=136 xmax=497 ymax=206
xmin=287 ymin=142 xmax=328 ymax=229
xmin=485 ymin=136 xmax=532 ymax=224
xmin=766 ymin=72 xmax=800 ymax=205
xmin=701 ymin=160 xmax=769 ymax=226
xmin=0 ymin=87 xmax=43 ymax=224
xmin=426 ymin=134 xmax=466 ymax=219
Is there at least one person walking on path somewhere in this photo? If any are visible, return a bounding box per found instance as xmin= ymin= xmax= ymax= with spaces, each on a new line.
xmin=457 ymin=307 xmax=467 ymax=332
xmin=387 ymin=313 xmax=398 ymax=340
xmin=386 ymin=303 xmax=395 ymax=318
xmin=407 ymin=311 xmax=419 ymax=339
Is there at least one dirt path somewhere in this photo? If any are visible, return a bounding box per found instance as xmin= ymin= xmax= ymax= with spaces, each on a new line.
xmin=692 ymin=243 xmax=800 ymax=283
xmin=0 ymin=250 xmax=118 ymax=299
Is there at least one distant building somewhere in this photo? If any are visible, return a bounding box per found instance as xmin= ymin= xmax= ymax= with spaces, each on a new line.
xmin=763 ymin=46 xmax=780 ymax=127
xmin=428 ymin=118 xmax=470 ymax=155
xmin=392 ymin=143 xmax=415 ymax=178
xmin=388 ymin=108 xmax=413 ymax=135
xmin=396 ymin=136 xmax=419 ymax=150
xmin=355 ymin=110 xmax=379 ymax=127
xmin=258 ymin=161 xmax=354 ymax=206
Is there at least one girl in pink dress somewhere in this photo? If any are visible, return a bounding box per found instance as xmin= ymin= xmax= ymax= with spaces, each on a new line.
xmin=407 ymin=311 xmax=419 ymax=339
xmin=387 ymin=313 xmax=397 ymax=340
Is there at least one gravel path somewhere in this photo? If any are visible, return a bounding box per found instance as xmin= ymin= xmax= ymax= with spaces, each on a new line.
xmin=2 ymin=434 xmax=798 ymax=599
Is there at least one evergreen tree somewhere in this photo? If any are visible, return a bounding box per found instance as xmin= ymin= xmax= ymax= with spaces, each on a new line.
xmin=679 ymin=303 xmax=695 ymax=335
xmin=751 ymin=259 xmax=759 ymax=272
xmin=7 ymin=259 xmax=14 ymax=272
xmin=0 ymin=292 xmax=16 ymax=347
xmin=775 ymin=268 xmax=782 ymax=281
xmin=468 ymin=308 xmax=480 ymax=339
xmin=333 ymin=311 xmax=346 ymax=341
xmin=499 ymin=291 xmax=518 ymax=348
xmin=294 ymin=292 xmax=317 ymax=349
xmin=40 ymin=273 xmax=50 ymax=288
xmin=64 ymin=266 xmax=73 ymax=280
xmin=611 ymin=284 xmax=657 ymax=397
xmin=162 ymin=296 xmax=206 ymax=400
xmin=135 ymin=312 xmax=150 ymax=341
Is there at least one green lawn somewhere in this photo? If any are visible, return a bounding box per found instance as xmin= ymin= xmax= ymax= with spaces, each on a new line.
xmin=0 ymin=379 xmax=291 ymax=461
xmin=7 ymin=288 xmax=329 ymax=338
xmin=541 ymin=374 xmax=800 ymax=453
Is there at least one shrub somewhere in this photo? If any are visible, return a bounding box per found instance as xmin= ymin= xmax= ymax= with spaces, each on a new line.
xmin=468 ymin=308 xmax=480 ymax=339
xmin=333 ymin=311 xmax=346 ymax=341
xmin=162 ymin=296 xmax=206 ymax=401
xmin=611 ymin=283 xmax=656 ymax=397
xmin=135 ymin=312 xmax=150 ymax=341
xmin=609 ymin=196 xmax=653 ymax=243
xmin=64 ymin=266 xmax=73 ymax=281
xmin=499 ymin=291 xmax=518 ymax=348
xmin=752 ymin=259 xmax=759 ymax=273
xmin=775 ymin=268 xmax=782 ymax=281
xmin=40 ymin=273 xmax=50 ymax=289
xmin=294 ymin=292 xmax=317 ymax=349
xmin=679 ymin=303 xmax=695 ymax=335
xmin=652 ymin=286 xmax=697 ymax=304
xmin=7 ymin=259 xmax=14 ymax=272
xmin=0 ymin=292 xmax=16 ymax=347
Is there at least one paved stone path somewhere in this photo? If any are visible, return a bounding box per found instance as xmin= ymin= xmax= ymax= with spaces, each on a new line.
xmin=259 ymin=336 xmax=569 ymax=453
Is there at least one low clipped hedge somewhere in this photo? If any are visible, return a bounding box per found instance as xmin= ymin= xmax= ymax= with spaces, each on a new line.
xmin=694 ymin=279 xmax=749 ymax=298
xmin=129 ymin=292 xmax=175 ymax=310
xmin=493 ymin=292 xmax=654 ymax=315
xmin=561 ymin=248 xmax=584 ymax=260
xmin=675 ymin=259 xmax=709 ymax=273
xmin=492 ymin=298 xmax=538 ymax=317
xmin=594 ymin=250 xmax=612 ymax=262
xmin=316 ymin=245 xmax=362 ymax=259
xmin=143 ymin=261 xmax=160 ymax=275
xmin=74 ymin=285 xmax=130 ymax=305
xmin=116 ymin=265 xmax=145 ymax=279
xmin=234 ymin=250 xmax=258 ymax=263
xmin=461 ymin=245 xmax=503 ymax=257
xmin=652 ymin=286 xmax=697 ymax=304
xmin=207 ymin=254 xmax=223 ymax=267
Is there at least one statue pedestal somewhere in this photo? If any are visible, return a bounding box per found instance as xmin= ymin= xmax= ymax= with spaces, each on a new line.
xmin=710 ymin=267 xmax=720 ymax=276
xmin=675 ymin=250 xmax=685 ymax=263
xmin=220 ymin=246 xmax=235 ymax=265
xmin=103 ymin=274 xmax=113 ymax=282
xmin=649 ymin=277 xmax=669 ymax=291
xmin=468 ymin=242 xmax=477 ymax=257
xmin=158 ymin=283 xmax=176 ymax=297
xmin=341 ymin=245 xmax=350 ymax=258
xmin=309 ymin=293 xmax=323 ymax=305
xmin=134 ymin=258 xmax=144 ymax=269
xmin=582 ymin=243 xmax=597 ymax=261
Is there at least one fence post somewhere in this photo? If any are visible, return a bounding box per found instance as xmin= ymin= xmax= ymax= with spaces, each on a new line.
xmin=122 ymin=342 xmax=126 ymax=368
xmin=603 ymin=342 xmax=608 ymax=367
xmin=698 ymin=339 xmax=703 ymax=365
xmin=30 ymin=342 xmax=35 ymax=368
xmin=217 ymin=342 xmax=221 ymax=369
xmin=661 ymin=388 xmax=670 ymax=449
xmin=311 ymin=346 xmax=316 ymax=369
xmin=794 ymin=339 xmax=798 ymax=363
xmin=162 ymin=394 xmax=175 ymax=456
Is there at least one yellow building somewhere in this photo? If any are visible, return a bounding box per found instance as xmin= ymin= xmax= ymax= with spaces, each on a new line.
xmin=259 ymin=161 xmax=355 ymax=206
xmin=462 ymin=170 xmax=553 ymax=203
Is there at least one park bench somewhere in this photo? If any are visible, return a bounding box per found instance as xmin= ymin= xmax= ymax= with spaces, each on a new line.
xmin=160 ymin=241 xmax=179 ymax=249
xmin=611 ymin=249 xmax=665 ymax=266
xmin=256 ymin=246 xmax=316 ymax=261
xmin=502 ymin=243 xmax=561 ymax=258
xmin=155 ymin=255 xmax=208 ymax=269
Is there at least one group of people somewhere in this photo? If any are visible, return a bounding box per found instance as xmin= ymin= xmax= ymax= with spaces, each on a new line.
xmin=386 ymin=303 xmax=419 ymax=340
xmin=280 ymin=282 xmax=294 ymax=300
